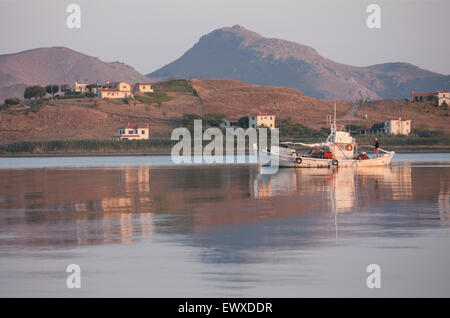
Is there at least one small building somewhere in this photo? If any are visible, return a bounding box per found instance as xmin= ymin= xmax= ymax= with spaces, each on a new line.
xmin=104 ymin=81 xmax=132 ymax=92
xmin=98 ymin=89 xmax=132 ymax=99
xmin=221 ymin=117 xmax=241 ymax=128
xmin=72 ymin=82 xmax=89 ymax=93
xmin=411 ymin=92 xmax=435 ymax=102
xmin=384 ymin=118 xmax=411 ymax=135
xmin=248 ymin=113 xmax=276 ymax=129
xmin=437 ymin=90 xmax=450 ymax=106
xmin=133 ymin=83 xmax=154 ymax=93
xmin=113 ymin=123 xmax=149 ymax=140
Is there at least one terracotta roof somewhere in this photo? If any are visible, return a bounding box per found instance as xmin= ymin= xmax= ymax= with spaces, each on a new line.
xmin=117 ymin=135 xmax=141 ymax=137
xmin=438 ymin=90 xmax=449 ymax=93
xmin=256 ymin=113 xmax=275 ymax=117
xmin=99 ymin=89 xmax=123 ymax=92
xmin=225 ymin=117 xmax=241 ymax=122
xmin=411 ymin=92 xmax=435 ymax=96
xmin=105 ymin=81 xmax=129 ymax=85
xmin=121 ymin=123 xmax=149 ymax=129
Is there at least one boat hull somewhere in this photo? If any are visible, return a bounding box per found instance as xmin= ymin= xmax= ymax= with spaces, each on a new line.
xmin=259 ymin=151 xmax=395 ymax=168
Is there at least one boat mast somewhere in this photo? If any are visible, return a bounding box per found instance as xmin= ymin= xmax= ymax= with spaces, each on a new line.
xmin=333 ymin=100 xmax=337 ymax=134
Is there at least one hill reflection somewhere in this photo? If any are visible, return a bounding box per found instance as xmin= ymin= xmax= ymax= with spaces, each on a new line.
xmin=0 ymin=165 xmax=448 ymax=250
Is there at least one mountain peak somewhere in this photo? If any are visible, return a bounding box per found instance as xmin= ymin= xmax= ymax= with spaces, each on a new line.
xmin=148 ymin=26 xmax=449 ymax=101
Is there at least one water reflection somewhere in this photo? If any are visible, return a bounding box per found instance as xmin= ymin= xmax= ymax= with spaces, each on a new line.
xmin=254 ymin=166 xmax=413 ymax=212
xmin=0 ymin=164 xmax=449 ymax=250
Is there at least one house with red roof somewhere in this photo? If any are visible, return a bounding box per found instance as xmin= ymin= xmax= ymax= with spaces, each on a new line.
xmin=411 ymin=91 xmax=436 ymax=102
xmin=411 ymin=90 xmax=449 ymax=106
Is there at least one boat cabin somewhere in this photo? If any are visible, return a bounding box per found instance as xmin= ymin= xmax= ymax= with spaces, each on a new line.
xmin=327 ymin=131 xmax=356 ymax=160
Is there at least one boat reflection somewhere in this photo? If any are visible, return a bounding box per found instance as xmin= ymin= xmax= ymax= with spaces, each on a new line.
xmin=254 ymin=166 xmax=413 ymax=212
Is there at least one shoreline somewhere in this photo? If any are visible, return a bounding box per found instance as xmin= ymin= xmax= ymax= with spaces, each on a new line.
xmin=1 ymin=146 xmax=449 ymax=158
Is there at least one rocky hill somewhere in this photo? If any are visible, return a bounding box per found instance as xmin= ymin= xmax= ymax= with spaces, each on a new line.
xmin=0 ymin=47 xmax=150 ymax=102
xmin=1 ymin=79 xmax=448 ymax=146
xmin=149 ymin=25 xmax=450 ymax=101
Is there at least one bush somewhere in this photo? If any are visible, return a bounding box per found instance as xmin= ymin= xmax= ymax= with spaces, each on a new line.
xmin=413 ymin=128 xmax=445 ymax=138
xmin=1 ymin=139 xmax=178 ymax=153
xmin=24 ymin=85 xmax=46 ymax=99
xmin=4 ymin=98 xmax=21 ymax=105
xmin=181 ymin=113 xmax=203 ymax=130
xmin=279 ymin=118 xmax=329 ymax=140
xmin=29 ymin=100 xmax=44 ymax=113
xmin=371 ymin=122 xmax=385 ymax=131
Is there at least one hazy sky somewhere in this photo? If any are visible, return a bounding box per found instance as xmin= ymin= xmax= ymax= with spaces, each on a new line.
xmin=0 ymin=0 xmax=449 ymax=75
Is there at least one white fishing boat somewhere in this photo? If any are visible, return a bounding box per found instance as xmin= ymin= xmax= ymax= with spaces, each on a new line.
xmin=255 ymin=104 xmax=395 ymax=168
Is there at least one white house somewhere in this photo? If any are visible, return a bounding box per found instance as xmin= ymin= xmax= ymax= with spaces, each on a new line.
xmin=437 ymin=90 xmax=450 ymax=106
xmin=248 ymin=114 xmax=276 ymax=129
xmin=133 ymin=83 xmax=154 ymax=93
xmin=384 ymin=118 xmax=411 ymax=135
xmin=113 ymin=123 xmax=150 ymax=140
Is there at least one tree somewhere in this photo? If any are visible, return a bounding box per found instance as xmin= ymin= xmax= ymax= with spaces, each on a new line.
xmin=371 ymin=122 xmax=385 ymax=131
xmin=60 ymin=84 xmax=70 ymax=93
xmin=203 ymin=113 xmax=225 ymax=127
xmin=45 ymin=85 xmax=59 ymax=99
xmin=238 ymin=116 xmax=249 ymax=128
xmin=4 ymin=98 xmax=21 ymax=105
xmin=24 ymin=85 xmax=46 ymax=100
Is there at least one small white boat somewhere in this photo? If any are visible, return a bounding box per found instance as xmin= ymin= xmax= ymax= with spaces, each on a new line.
xmin=255 ymin=104 xmax=395 ymax=168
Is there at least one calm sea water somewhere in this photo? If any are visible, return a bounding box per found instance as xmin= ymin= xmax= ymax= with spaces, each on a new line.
xmin=0 ymin=153 xmax=449 ymax=297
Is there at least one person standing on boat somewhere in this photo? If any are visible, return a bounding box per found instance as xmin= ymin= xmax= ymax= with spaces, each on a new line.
xmin=374 ymin=138 xmax=380 ymax=157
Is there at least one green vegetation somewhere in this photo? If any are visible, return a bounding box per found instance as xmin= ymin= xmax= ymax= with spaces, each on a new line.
xmin=29 ymin=100 xmax=44 ymax=113
xmin=145 ymin=92 xmax=171 ymax=105
xmin=181 ymin=113 xmax=203 ymax=131
xmin=24 ymin=85 xmax=46 ymax=99
xmin=60 ymin=84 xmax=70 ymax=93
xmin=238 ymin=116 xmax=249 ymax=128
xmin=4 ymin=98 xmax=21 ymax=105
xmin=152 ymin=79 xmax=193 ymax=93
xmin=135 ymin=92 xmax=171 ymax=106
xmin=181 ymin=113 xmax=226 ymax=131
xmin=1 ymin=139 xmax=178 ymax=154
xmin=45 ymin=85 xmax=59 ymax=98
xmin=356 ymin=134 xmax=450 ymax=147
xmin=279 ymin=118 xmax=329 ymax=141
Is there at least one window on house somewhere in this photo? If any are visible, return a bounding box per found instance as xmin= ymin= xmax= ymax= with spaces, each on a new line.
xmin=141 ymin=130 xmax=145 ymax=134
xmin=252 ymin=124 xmax=255 ymax=128
xmin=129 ymin=130 xmax=133 ymax=134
